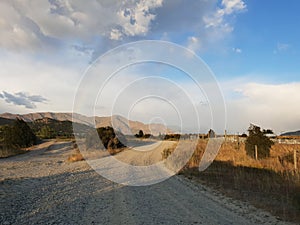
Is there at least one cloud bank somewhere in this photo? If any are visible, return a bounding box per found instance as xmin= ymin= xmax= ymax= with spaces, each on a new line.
xmin=0 ymin=91 xmax=48 ymax=109
xmin=225 ymin=82 xmax=300 ymax=134
xmin=0 ymin=0 xmax=246 ymax=53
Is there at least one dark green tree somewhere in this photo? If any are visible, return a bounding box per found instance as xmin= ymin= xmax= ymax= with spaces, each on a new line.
xmin=85 ymin=126 xmax=126 ymax=150
xmin=135 ymin=130 xmax=144 ymax=138
xmin=262 ymin=129 xmax=274 ymax=134
xmin=245 ymin=124 xmax=274 ymax=159
xmin=3 ymin=118 xmax=37 ymax=148
xmin=97 ymin=127 xmax=116 ymax=148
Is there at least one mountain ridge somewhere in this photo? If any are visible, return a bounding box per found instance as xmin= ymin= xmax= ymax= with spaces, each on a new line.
xmin=0 ymin=112 xmax=171 ymax=135
xmin=280 ymin=130 xmax=300 ymax=136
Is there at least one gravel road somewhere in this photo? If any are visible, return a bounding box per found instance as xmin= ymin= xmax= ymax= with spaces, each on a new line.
xmin=0 ymin=141 xmax=295 ymax=225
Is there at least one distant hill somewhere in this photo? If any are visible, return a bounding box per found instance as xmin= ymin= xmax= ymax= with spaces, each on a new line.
xmin=0 ymin=112 xmax=171 ymax=135
xmin=0 ymin=112 xmax=91 ymax=125
xmin=280 ymin=130 xmax=300 ymax=136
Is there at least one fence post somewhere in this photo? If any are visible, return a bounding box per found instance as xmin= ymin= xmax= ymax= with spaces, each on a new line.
xmin=294 ymin=149 xmax=297 ymax=171
xmin=255 ymin=145 xmax=258 ymax=160
xmin=236 ymin=133 xmax=240 ymax=150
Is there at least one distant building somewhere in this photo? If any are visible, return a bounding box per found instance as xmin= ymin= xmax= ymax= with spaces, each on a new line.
xmin=265 ymin=133 xmax=277 ymax=138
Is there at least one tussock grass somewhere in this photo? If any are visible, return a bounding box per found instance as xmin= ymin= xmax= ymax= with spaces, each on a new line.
xmin=67 ymin=148 xmax=84 ymax=162
xmin=161 ymin=148 xmax=173 ymax=160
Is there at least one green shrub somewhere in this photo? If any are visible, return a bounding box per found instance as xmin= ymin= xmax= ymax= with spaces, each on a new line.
xmin=86 ymin=126 xmax=126 ymax=150
xmin=135 ymin=130 xmax=144 ymax=138
xmin=245 ymin=124 xmax=274 ymax=159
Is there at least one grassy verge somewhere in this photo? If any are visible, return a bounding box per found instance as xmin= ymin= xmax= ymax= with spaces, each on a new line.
xmin=179 ymin=140 xmax=300 ymax=223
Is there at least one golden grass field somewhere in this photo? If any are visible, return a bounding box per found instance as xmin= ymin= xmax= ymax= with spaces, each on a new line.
xmin=182 ymin=139 xmax=300 ymax=223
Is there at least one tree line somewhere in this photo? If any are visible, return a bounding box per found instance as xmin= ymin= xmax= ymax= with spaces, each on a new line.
xmin=0 ymin=117 xmax=275 ymax=161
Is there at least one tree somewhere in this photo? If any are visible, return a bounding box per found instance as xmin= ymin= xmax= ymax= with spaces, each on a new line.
xmin=85 ymin=126 xmax=126 ymax=150
xmin=241 ymin=133 xmax=248 ymax=138
xmin=135 ymin=130 xmax=144 ymax=138
xmin=107 ymin=137 xmax=124 ymax=150
xmin=263 ymin=129 xmax=274 ymax=134
xmin=164 ymin=134 xmax=180 ymax=140
xmin=97 ymin=127 xmax=116 ymax=149
xmin=143 ymin=134 xmax=151 ymax=139
xmin=2 ymin=118 xmax=37 ymax=148
xmin=38 ymin=126 xmax=55 ymax=139
xmin=245 ymin=124 xmax=274 ymax=159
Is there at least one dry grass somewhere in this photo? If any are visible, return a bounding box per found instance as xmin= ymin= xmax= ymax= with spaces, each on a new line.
xmin=180 ymin=139 xmax=300 ymax=223
xmin=107 ymin=147 xmax=125 ymax=155
xmin=161 ymin=148 xmax=173 ymax=159
xmin=217 ymin=142 xmax=300 ymax=172
xmin=67 ymin=148 xmax=84 ymax=162
xmin=183 ymin=140 xmax=300 ymax=172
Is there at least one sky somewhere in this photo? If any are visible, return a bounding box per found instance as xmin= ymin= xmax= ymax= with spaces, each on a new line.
xmin=0 ymin=0 xmax=299 ymax=134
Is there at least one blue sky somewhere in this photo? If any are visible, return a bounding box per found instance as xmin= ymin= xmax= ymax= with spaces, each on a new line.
xmin=203 ymin=0 xmax=300 ymax=82
xmin=0 ymin=0 xmax=299 ymax=134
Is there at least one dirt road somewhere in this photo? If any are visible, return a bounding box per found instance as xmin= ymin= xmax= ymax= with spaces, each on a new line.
xmin=114 ymin=140 xmax=176 ymax=165
xmin=0 ymin=141 xmax=295 ymax=225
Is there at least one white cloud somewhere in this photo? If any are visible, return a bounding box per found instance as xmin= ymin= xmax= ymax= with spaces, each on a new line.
xmin=222 ymin=0 xmax=247 ymax=14
xmin=187 ymin=36 xmax=201 ymax=51
xmin=0 ymin=0 xmax=246 ymax=54
xmin=0 ymin=91 xmax=48 ymax=109
xmin=0 ymin=1 xmax=42 ymax=51
xmin=275 ymin=42 xmax=290 ymax=53
xmin=232 ymin=47 xmax=242 ymax=53
xmin=203 ymin=0 xmax=246 ymax=31
xmin=224 ymin=81 xmax=300 ymax=134
xmin=95 ymin=75 xmax=213 ymax=133
xmin=0 ymin=0 xmax=164 ymax=50
xmin=114 ymin=0 xmax=163 ymax=40
xmin=110 ymin=28 xmax=123 ymax=41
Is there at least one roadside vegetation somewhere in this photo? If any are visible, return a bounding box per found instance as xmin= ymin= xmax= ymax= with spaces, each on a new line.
xmin=0 ymin=118 xmax=37 ymax=157
xmin=67 ymin=143 xmax=84 ymax=162
xmin=177 ymin=124 xmax=300 ymax=223
xmin=1 ymin=117 xmax=299 ymax=222
xmin=161 ymin=148 xmax=173 ymax=160
xmin=245 ymin=124 xmax=274 ymax=159
xmin=85 ymin=126 xmax=126 ymax=155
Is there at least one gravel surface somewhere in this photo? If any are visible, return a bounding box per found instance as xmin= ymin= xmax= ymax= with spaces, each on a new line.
xmin=0 ymin=141 xmax=296 ymax=225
